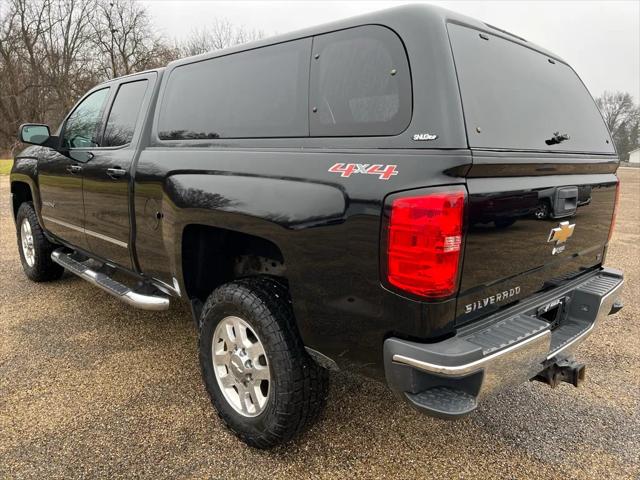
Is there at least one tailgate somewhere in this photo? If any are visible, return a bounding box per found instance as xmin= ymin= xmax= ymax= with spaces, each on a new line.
xmin=447 ymin=22 xmax=619 ymax=323
xmin=457 ymin=157 xmax=618 ymax=322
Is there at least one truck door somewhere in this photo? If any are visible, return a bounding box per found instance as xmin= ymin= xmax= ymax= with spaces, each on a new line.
xmin=39 ymin=87 xmax=111 ymax=251
xmin=81 ymin=74 xmax=154 ymax=270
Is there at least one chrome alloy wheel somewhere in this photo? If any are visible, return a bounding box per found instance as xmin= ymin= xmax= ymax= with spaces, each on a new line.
xmin=20 ymin=218 xmax=35 ymax=267
xmin=212 ymin=316 xmax=271 ymax=417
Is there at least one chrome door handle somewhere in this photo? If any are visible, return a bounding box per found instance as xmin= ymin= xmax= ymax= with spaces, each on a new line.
xmin=106 ymin=167 xmax=127 ymax=179
xmin=66 ymin=164 xmax=82 ymax=174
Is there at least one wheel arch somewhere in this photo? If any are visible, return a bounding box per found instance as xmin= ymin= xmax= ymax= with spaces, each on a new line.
xmin=180 ymin=223 xmax=287 ymax=304
xmin=10 ymin=154 xmax=40 ymax=222
xmin=10 ymin=180 xmax=35 ymax=222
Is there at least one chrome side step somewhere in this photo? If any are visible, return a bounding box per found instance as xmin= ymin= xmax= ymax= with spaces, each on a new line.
xmin=51 ymin=249 xmax=170 ymax=311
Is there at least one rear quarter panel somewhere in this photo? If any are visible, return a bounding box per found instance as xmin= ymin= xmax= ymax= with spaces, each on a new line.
xmin=133 ymin=148 xmax=471 ymax=377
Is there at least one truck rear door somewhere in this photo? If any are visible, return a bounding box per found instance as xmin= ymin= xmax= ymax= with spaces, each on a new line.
xmin=82 ymin=73 xmax=155 ymax=269
xmin=447 ymin=24 xmax=619 ymax=323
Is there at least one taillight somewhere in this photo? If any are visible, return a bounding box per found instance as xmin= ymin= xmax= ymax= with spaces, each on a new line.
xmin=607 ymin=180 xmax=620 ymax=244
xmin=385 ymin=188 xmax=466 ymax=299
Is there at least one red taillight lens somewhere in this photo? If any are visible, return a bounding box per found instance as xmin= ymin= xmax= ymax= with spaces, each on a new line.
xmin=386 ymin=188 xmax=466 ymax=299
xmin=607 ymin=180 xmax=620 ymax=244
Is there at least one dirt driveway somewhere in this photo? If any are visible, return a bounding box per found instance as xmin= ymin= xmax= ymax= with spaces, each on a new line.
xmin=1 ymin=169 xmax=638 ymax=479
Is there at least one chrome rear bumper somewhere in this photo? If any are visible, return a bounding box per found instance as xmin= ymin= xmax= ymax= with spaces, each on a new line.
xmin=384 ymin=268 xmax=623 ymax=418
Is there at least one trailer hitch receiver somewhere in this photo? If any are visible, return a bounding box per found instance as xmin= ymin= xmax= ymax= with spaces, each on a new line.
xmin=532 ymin=358 xmax=586 ymax=388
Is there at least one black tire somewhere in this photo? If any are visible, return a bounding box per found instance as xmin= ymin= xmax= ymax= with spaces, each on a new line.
xmin=198 ymin=277 xmax=329 ymax=448
xmin=16 ymin=202 xmax=64 ymax=282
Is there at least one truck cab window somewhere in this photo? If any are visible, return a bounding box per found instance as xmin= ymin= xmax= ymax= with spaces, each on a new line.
xmin=103 ymin=80 xmax=149 ymax=147
xmin=62 ymin=88 xmax=110 ymax=149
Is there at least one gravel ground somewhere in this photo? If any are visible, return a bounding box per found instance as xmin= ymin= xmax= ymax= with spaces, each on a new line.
xmin=1 ymin=169 xmax=638 ymax=479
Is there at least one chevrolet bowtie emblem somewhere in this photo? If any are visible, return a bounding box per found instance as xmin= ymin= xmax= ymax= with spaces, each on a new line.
xmin=548 ymin=221 xmax=575 ymax=254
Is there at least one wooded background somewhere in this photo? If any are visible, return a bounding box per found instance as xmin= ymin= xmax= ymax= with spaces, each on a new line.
xmin=1 ymin=0 xmax=638 ymax=159
xmin=0 ymin=0 xmax=262 ymax=154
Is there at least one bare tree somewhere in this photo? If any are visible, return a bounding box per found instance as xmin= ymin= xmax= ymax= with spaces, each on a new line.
xmin=0 ymin=0 xmax=265 ymax=152
xmin=179 ymin=18 xmax=264 ymax=57
xmin=40 ymin=0 xmax=98 ymax=115
xmin=596 ymin=91 xmax=640 ymax=161
xmin=91 ymin=0 xmax=169 ymax=78
xmin=0 ymin=0 xmax=54 ymax=150
xmin=1 ymin=0 xmax=103 ymax=149
xmin=596 ymin=91 xmax=638 ymax=138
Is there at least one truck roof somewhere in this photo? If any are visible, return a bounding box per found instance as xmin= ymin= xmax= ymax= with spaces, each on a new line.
xmin=96 ymin=67 xmax=166 ymax=87
xmin=168 ymin=4 xmax=564 ymax=69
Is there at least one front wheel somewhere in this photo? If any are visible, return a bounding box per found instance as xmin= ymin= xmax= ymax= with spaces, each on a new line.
xmin=16 ymin=202 xmax=64 ymax=282
xmin=198 ymin=277 xmax=328 ymax=448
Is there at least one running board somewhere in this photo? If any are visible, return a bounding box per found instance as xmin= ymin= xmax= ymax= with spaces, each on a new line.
xmin=51 ymin=249 xmax=170 ymax=311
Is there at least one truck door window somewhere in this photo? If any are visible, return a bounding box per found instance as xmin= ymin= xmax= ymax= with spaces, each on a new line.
xmin=62 ymin=88 xmax=110 ymax=149
xmin=309 ymin=25 xmax=412 ymax=137
xmin=102 ymin=80 xmax=149 ymax=147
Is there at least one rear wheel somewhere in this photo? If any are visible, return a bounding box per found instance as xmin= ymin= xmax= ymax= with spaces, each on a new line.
xmin=212 ymin=314 xmax=271 ymax=417
xmin=16 ymin=202 xmax=64 ymax=282
xmin=198 ymin=277 xmax=328 ymax=448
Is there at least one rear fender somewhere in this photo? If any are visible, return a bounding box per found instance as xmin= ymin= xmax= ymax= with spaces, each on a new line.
xmin=164 ymin=173 xmax=347 ymax=302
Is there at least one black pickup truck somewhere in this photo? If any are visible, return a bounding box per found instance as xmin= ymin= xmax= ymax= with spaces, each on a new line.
xmin=10 ymin=5 xmax=624 ymax=448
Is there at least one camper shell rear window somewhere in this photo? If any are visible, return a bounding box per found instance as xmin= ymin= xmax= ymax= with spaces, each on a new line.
xmin=448 ymin=23 xmax=614 ymax=153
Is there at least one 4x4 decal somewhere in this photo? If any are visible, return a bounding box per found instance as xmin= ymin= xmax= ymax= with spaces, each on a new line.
xmin=328 ymin=163 xmax=398 ymax=180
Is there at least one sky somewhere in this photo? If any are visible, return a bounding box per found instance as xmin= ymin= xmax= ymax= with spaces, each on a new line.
xmin=142 ymin=0 xmax=640 ymax=100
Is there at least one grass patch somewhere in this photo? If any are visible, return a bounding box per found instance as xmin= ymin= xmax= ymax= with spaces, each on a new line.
xmin=0 ymin=159 xmax=12 ymax=175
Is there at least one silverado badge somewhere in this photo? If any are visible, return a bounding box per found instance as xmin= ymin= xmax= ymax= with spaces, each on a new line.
xmin=548 ymin=221 xmax=575 ymax=255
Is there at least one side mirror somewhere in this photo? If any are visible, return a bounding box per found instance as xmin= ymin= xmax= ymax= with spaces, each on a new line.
xmin=18 ymin=124 xmax=51 ymax=145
